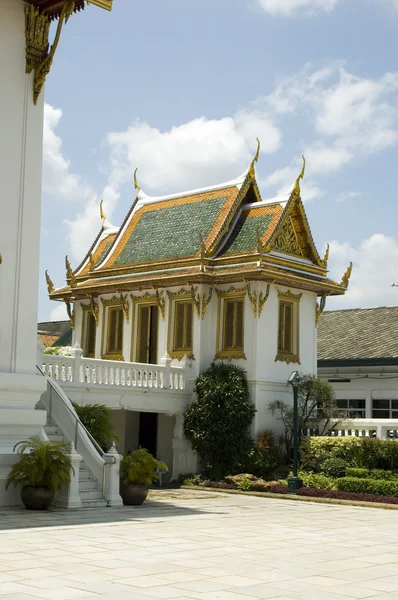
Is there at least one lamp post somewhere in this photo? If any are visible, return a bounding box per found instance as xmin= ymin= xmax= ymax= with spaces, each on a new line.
xmin=287 ymin=371 xmax=302 ymax=494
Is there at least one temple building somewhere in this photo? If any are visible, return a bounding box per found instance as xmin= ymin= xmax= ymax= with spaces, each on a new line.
xmin=46 ymin=147 xmax=351 ymax=478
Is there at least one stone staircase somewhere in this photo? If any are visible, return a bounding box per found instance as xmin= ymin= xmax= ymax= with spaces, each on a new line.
xmin=44 ymin=423 xmax=107 ymax=508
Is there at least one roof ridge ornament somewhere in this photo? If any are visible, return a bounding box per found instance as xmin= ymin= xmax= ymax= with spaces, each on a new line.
xmin=65 ymin=255 xmax=76 ymax=288
xmin=292 ymin=155 xmax=306 ymax=197
xmin=248 ymin=138 xmax=260 ymax=179
xmin=99 ymin=199 xmax=106 ymax=223
xmin=134 ymin=168 xmax=141 ymax=200
xmin=340 ymin=262 xmax=353 ymax=289
xmin=322 ymin=243 xmax=329 ymax=268
xmin=45 ymin=270 xmax=55 ymax=294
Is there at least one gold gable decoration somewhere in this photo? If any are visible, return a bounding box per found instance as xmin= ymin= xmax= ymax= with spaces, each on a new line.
xmin=273 ymin=217 xmax=302 ymax=257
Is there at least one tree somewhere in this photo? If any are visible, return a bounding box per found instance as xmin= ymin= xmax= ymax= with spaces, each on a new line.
xmin=184 ymin=362 xmax=256 ymax=479
xmin=268 ymin=374 xmax=342 ymax=454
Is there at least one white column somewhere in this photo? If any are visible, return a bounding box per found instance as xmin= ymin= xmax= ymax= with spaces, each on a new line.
xmin=171 ymin=413 xmax=197 ymax=480
xmin=0 ymin=0 xmax=47 ymax=501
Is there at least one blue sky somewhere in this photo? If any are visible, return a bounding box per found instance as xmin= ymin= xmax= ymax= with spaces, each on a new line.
xmin=40 ymin=0 xmax=398 ymax=322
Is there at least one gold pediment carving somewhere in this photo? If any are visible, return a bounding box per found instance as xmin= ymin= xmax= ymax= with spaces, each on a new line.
xmin=273 ymin=217 xmax=302 ymax=258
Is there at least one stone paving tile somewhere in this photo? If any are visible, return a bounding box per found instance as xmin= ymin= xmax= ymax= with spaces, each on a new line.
xmin=2 ymin=491 xmax=398 ymax=600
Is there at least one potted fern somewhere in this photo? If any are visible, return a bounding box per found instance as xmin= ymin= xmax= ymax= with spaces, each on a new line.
xmin=120 ymin=449 xmax=168 ymax=506
xmin=6 ymin=437 xmax=73 ymax=510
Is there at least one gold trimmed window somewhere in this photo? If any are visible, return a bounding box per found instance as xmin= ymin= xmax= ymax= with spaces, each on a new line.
xmin=167 ymin=290 xmax=194 ymax=359
xmin=276 ymin=290 xmax=301 ymax=364
xmin=81 ymin=305 xmax=96 ymax=358
xmin=216 ymin=288 xmax=246 ymax=360
xmin=102 ymin=300 xmax=124 ymax=360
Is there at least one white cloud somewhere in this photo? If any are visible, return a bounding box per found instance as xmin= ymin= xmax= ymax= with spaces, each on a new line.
xmin=327 ymin=234 xmax=398 ymax=309
xmin=336 ymin=190 xmax=361 ymax=203
xmin=43 ymin=105 xmax=94 ymax=201
xmin=50 ymin=303 xmax=68 ymax=321
xmin=257 ymin=0 xmax=341 ymax=17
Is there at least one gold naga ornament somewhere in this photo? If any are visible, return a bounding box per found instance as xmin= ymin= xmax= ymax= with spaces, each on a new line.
xmin=45 ymin=270 xmax=55 ymax=294
xmin=201 ymin=283 xmax=216 ymax=320
xmin=292 ymin=155 xmax=306 ymax=197
xmin=341 ymin=262 xmax=353 ymax=289
xmin=117 ymin=291 xmax=130 ymax=324
xmin=88 ymin=294 xmax=100 ymax=326
xmin=315 ymin=295 xmax=327 ymax=326
xmin=65 ymin=255 xmax=76 ymax=287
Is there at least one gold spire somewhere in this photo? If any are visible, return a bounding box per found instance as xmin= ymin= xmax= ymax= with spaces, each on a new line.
xmin=293 ymin=155 xmax=306 ymax=196
xmin=99 ymin=199 xmax=106 ymax=223
xmin=341 ymin=262 xmax=353 ymax=289
xmin=248 ymin=138 xmax=260 ymax=178
xmin=134 ymin=168 xmax=141 ymax=199
xmin=45 ymin=270 xmax=54 ymax=294
xmin=65 ymin=255 xmax=76 ymax=287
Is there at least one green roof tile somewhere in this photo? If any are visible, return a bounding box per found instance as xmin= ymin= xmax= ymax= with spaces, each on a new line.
xmin=220 ymin=211 xmax=274 ymax=256
xmin=96 ymin=239 xmax=113 ymax=266
xmin=114 ymin=196 xmax=228 ymax=266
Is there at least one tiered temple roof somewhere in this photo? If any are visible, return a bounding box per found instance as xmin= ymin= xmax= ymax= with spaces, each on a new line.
xmin=24 ymin=0 xmax=112 ymax=18
xmin=49 ymin=150 xmax=351 ymax=303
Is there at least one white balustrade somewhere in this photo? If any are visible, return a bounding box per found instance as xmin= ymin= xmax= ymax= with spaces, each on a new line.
xmin=41 ymin=345 xmax=189 ymax=391
xmin=303 ymin=419 xmax=398 ymax=440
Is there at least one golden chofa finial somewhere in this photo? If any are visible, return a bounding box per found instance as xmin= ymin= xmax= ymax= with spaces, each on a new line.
xmin=134 ymin=168 xmax=141 ymax=199
xmin=293 ymin=155 xmax=306 ymax=196
xmin=45 ymin=270 xmax=55 ymax=294
xmin=248 ymin=138 xmax=260 ymax=178
xmin=341 ymin=261 xmax=353 ymax=289
xmin=99 ymin=199 xmax=106 ymax=223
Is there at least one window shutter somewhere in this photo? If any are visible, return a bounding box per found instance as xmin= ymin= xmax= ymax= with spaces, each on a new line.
xmin=116 ymin=309 xmax=124 ymax=352
xmin=86 ymin=313 xmax=96 ymax=356
xmin=174 ymin=303 xmax=185 ymax=349
xmin=278 ymin=302 xmax=284 ymax=352
xmin=284 ymin=303 xmax=293 ymax=353
xmin=224 ymin=300 xmax=234 ymax=348
xmin=235 ymin=300 xmax=244 ymax=348
xmin=185 ymin=302 xmax=193 ymax=349
xmin=138 ymin=306 xmax=150 ymax=363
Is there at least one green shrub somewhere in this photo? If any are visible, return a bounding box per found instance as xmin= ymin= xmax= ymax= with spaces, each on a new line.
xmin=244 ymin=447 xmax=281 ymax=478
xmin=321 ymin=457 xmax=347 ymax=478
xmin=346 ymin=468 xmax=369 ymax=478
xmin=184 ymin=362 xmax=255 ymax=478
xmin=369 ymin=469 xmax=398 ymax=481
xmin=300 ymin=437 xmax=398 ymax=472
xmin=238 ymin=477 xmax=252 ymax=491
xmin=336 ymin=477 xmax=398 ymax=497
xmin=72 ymin=403 xmax=117 ymax=452
xmin=299 ymin=472 xmax=337 ymax=490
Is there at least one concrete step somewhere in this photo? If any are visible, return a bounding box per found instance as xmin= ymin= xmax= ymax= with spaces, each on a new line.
xmin=79 ymin=479 xmax=99 ymax=491
xmin=81 ymin=499 xmax=108 ymax=508
xmin=44 ymin=426 xmax=58 ymax=436
xmin=79 ymin=469 xmax=93 ymax=482
xmin=79 ymin=489 xmax=103 ymax=501
xmin=46 ymin=434 xmax=65 ymax=442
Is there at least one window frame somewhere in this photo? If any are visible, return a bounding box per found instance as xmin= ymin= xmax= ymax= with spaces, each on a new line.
xmin=372 ymin=399 xmax=398 ymax=419
xmin=134 ymin=301 xmax=159 ymax=364
xmin=215 ymin=288 xmax=246 ymax=360
xmin=101 ymin=298 xmax=124 ymax=360
xmin=167 ymin=290 xmax=194 ymax=359
xmin=81 ymin=304 xmax=97 ymax=358
xmin=275 ymin=290 xmax=301 ymax=365
xmin=336 ymin=399 xmax=366 ymax=419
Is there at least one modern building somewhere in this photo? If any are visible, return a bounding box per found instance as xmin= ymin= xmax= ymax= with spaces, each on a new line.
xmin=318 ymin=307 xmax=398 ymax=438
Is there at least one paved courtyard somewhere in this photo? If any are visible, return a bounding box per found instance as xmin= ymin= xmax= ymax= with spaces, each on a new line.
xmin=1 ymin=489 xmax=398 ymax=600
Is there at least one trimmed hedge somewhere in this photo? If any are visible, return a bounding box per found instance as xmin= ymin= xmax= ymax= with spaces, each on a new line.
xmin=300 ymin=436 xmax=398 ymax=471
xmin=336 ymin=477 xmax=398 ymax=497
xmin=346 ymin=468 xmax=368 ymax=478
xmin=299 ymin=472 xmax=336 ymax=490
xmin=346 ymin=468 xmax=398 ymax=480
xmin=296 ymin=487 xmax=398 ymax=505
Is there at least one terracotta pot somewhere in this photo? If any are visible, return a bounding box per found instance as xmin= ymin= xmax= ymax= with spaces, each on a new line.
xmin=20 ymin=486 xmax=54 ymax=510
xmin=121 ymin=483 xmax=148 ymax=506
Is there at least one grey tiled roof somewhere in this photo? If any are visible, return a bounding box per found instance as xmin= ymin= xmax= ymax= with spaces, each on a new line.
xmin=37 ymin=321 xmax=70 ymax=336
xmin=318 ymin=307 xmax=398 ymax=361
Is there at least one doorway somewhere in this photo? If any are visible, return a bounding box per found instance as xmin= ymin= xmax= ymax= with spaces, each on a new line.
xmin=137 ymin=304 xmax=159 ymax=364
xmin=138 ymin=412 xmax=158 ymax=457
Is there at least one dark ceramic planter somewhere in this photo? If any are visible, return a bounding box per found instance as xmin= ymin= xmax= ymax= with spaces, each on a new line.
xmin=20 ymin=486 xmax=55 ymax=510
xmin=121 ymin=483 xmax=148 ymax=506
